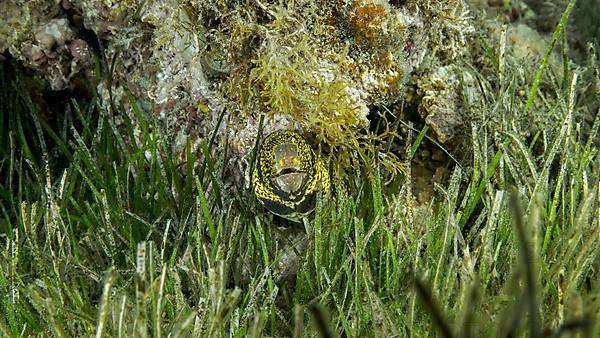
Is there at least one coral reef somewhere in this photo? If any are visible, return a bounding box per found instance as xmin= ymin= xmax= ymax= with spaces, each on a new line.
xmin=0 ymin=0 xmax=472 ymax=150
xmin=2 ymin=0 xmax=589 ymax=178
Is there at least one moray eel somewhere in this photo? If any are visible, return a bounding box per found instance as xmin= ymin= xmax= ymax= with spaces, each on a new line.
xmin=253 ymin=130 xmax=330 ymax=222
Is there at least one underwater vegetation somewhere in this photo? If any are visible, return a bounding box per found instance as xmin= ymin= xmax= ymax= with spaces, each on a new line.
xmin=1 ymin=0 xmax=599 ymax=335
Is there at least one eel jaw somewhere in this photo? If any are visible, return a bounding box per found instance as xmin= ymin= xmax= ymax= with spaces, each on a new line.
xmin=272 ymin=171 xmax=307 ymax=194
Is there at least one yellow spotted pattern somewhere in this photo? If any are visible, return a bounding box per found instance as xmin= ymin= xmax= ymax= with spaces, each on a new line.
xmin=253 ymin=130 xmax=330 ymax=221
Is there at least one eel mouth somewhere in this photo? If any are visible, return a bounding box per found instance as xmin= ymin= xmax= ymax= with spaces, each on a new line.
xmin=273 ymin=171 xmax=307 ymax=194
xmin=279 ymin=168 xmax=296 ymax=175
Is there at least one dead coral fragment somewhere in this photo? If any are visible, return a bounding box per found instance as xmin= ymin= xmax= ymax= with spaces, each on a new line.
xmin=416 ymin=65 xmax=478 ymax=143
xmin=343 ymin=0 xmax=411 ymax=107
xmin=350 ymin=1 xmax=388 ymax=48
xmin=405 ymin=0 xmax=474 ymax=61
xmin=16 ymin=18 xmax=92 ymax=90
